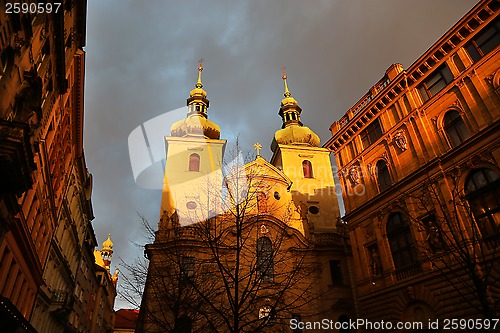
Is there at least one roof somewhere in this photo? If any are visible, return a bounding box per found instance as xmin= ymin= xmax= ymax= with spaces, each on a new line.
xmin=114 ymin=309 xmax=139 ymax=329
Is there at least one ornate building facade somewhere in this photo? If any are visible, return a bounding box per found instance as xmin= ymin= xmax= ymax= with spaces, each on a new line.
xmin=324 ymin=0 xmax=500 ymax=327
xmin=0 ymin=2 xmax=117 ymax=332
xmin=137 ymin=64 xmax=354 ymax=332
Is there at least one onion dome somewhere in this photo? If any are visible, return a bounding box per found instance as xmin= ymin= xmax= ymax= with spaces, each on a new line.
xmin=102 ymin=233 xmax=113 ymax=253
xmin=170 ymin=59 xmax=221 ymax=139
xmin=271 ymin=68 xmax=320 ymax=152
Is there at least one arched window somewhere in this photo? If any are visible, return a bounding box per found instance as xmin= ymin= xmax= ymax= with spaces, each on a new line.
xmin=386 ymin=213 xmax=419 ymax=272
xmin=188 ymin=153 xmax=200 ymax=172
xmin=257 ymin=237 xmax=273 ymax=282
xmin=443 ymin=110 xmax=470 ymax=148
xmin=376 ymin=160 xmax=391 ymax=192
xmin=302 ymin=160 xmax=313 ymax=178
xmin=465 ymin=168 xmax=500 ymax=238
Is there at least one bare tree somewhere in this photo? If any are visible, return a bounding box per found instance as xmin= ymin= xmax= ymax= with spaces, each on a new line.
xmin=402 ymin=171 xmax=500 ymax=320
xmin=124 ymin=146 xmax=326 ymax=333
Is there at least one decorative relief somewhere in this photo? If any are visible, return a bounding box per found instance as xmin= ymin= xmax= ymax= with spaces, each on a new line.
xmin=349 ymin=166 xmax=361 ymax=185
xmin=363 ymin=225 xmax=374 ymax=238
xmin=393 ymin=130 xmax=408 ymax=151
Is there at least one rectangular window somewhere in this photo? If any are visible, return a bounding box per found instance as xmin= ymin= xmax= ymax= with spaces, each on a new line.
xmin=347 ymin=141 xmax=357 ymax=159
xmin=181 ymin=256 xmax=195 ymax=280
xmin=465 ymin=16 xmax=500 ymax=62
xmin=329 ymin=260 xmax=343 ymax=284
xmin=336 ymin=151 xmax=344 ymax=168
xmin=361 ymin=118 xmax=383 ymax=149
xmin=417 ymin=64 xmax=454 ymax=103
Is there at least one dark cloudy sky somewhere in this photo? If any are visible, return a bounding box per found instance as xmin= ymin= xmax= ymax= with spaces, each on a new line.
xmin=84 ymin=0 xmax=477 ymax=308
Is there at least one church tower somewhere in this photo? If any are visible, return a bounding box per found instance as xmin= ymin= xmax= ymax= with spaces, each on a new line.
xmin=159 ymin=61 xmax=227 ymax=229
xmin=270 ymin=69 xmax=340 ymax=233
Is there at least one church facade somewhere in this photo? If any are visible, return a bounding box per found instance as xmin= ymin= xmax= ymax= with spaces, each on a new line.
xmin=137 ymin=64 xmax=354 ymax=332
xmin=324 ymin=0 xmax=500 ymax=327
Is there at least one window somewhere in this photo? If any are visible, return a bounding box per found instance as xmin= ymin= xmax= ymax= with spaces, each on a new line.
xmin=417 ymin=64 xmax=454 ymax=102
xmin=465 ymin=17 xmax=500 ymax=62
xmin=361 ymin=118 xmax=383 ymax=149
xmin=443 ymin=110 xmax=470 ymax=148
xmin=465 ymin=168 xmax=500 ymax=239
xmin=347 ymin=141 xmax=358 ymax=159
xmin=188 ymin=153 xmax=200 ymax=172
xmin=257 ymin=237 xmax=274 ymax=282
xmin=181 ymin=256 xmax=195 ymax=280
xmin=329 ymin=260 xmax=343 ymax=284
xmin=302 ymin=160 xmax=313 ymax=178
xmin=386 ymin=213 xmax=419 ymax=271
xmin=376 ymin=160 xmax=392 ymax=192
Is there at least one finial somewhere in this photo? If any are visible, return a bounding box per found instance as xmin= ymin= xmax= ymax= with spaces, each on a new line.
xmin=281 ymin=65 xmax=291 ymax=98
xmin=196 ymin=57 xmax=204 ymax=88
xmin=254 ymin=142 xmax=262 ymax=157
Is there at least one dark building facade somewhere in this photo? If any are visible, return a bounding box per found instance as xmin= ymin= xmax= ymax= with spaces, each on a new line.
xmin=0 ymin=2 xmax=116 ymax=332
xmin=324 ymin=0 xmax=500 ymax=327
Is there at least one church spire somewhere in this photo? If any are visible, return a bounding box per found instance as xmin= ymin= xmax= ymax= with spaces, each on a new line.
xmin=279 ymin=66 xmax=301 ymax=127
xmin=271 ymin=66 xmax=320 ymax=152
xmin=195 ymin=57 xmax=204 ymax=89
xmin=170 ymin=59 xmax=221 ymax=139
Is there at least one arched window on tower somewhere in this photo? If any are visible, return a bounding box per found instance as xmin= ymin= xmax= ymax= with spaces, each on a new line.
xmin=302 ymin=160 xmax=313 ymax=178
xmin=443 ymin=110 xmax=470 ymax=148
xmin=386 ymin=212 xmax=419 ymax=275
xmin=376 ymin=160 xmax=391 ymax=192
xmin=257 ymin=237 xmax=274 ymax=282
xmin=189 ymin=153 xmax=200 ymax=172
xmin=465 ymin=168 xmax=500 ymax=239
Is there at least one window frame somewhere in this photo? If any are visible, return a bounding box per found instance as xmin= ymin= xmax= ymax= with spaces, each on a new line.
xmin=442 ymin=110 xmax=470 ymax=148
xmin=417 ymin=64 xmax=454 ymax=103
xmin=302 ymin=160 xmax=313 ymax=178
xmin=361 ymin=118 xmax=383 ymax=149
xmin=465 ymin=168 xmax=500 ymax=239
xmin=386 ymin=213 xmax=419 ymax=271
xmin=257 ymin=237 xmax=274 ymax=283
xmin=376 ymin=160 xmax=392 ymax=193
xmin=188 ymin=153 xmax=200 ymax=172
xmin=465 ymin=16 xmax=500 ymax=62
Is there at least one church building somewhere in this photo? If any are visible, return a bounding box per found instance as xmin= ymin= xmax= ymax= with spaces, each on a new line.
xmin=137 ymin=63 xmax=354 ymax=332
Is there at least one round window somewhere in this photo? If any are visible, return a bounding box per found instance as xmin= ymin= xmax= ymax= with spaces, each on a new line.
xmin=274 ymin=191 xmax=280 ymax=200
xmin=186 ymin=201 xmax=197 ymax=210
xmin=308 ymin=206 xmax=319 ymax=214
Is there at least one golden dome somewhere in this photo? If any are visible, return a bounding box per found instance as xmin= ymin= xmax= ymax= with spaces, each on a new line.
xmin=102 ymin=233 xmax=113 ymax=252
xmin=170 ymin=114 xmax=221 ymax=139
xmin=272 ymin=67 xmax=320 ymax=151
xmin=274 ymin=125 xmax=320 ymax=147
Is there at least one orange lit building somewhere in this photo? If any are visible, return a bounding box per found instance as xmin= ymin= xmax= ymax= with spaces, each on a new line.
xmin=324 ymin=0 xmax=500 ymax=326
xmin=137 ymin=64 xmax=354 ymax=332
xmin=0 ymin=1 xmax=118 ymax=332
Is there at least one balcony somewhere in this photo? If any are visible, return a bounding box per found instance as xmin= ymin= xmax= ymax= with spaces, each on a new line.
xmin=0 ymin=120 xmax=35 ymax=195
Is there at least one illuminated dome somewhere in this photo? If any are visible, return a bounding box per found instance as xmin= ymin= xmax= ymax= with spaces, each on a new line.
xmin=271 ymin=68 xmax=320 ymax=152
xmin=102 ymin=233 xmax=113 ymax=252
xmin=170 ymin=59 xmax=221 ymax=140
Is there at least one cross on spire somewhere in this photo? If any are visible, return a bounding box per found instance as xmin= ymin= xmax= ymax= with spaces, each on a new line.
xmin=198 ymin=57 xmax=204 ymax=71
xmin=281 ymin=65 xmax=291 ymax=98
xmin=254 ymin=143 xmax=262 ymax=157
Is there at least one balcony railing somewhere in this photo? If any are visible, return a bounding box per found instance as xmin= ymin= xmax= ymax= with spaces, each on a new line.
xmin=395 ymin=263 xmax=422 ymax=281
